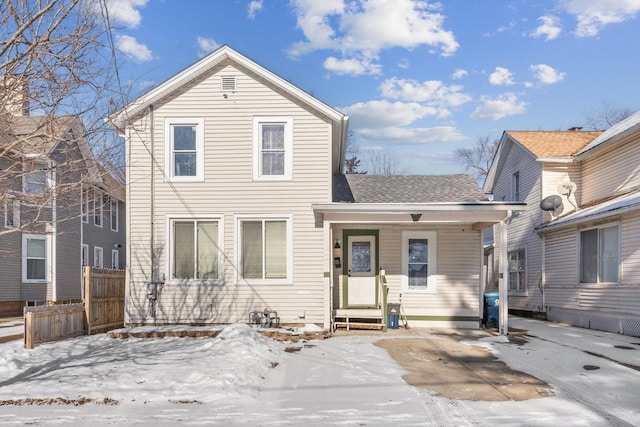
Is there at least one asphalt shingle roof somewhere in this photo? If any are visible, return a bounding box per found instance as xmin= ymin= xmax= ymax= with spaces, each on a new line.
xmin=506 ymin=130 xmax=603 ymax=157
xmin=333 ymin=174 xmax=487 ymax=204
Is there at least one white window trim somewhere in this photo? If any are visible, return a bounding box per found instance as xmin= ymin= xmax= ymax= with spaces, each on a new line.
xmin=512 ymin=172 xmax=520 ymax=201
xmin=252 ymin=117 xmax=293 ymax=180
xmin=81 ymin=244 xmax=89 ymax=266
xmin=401 ymin=231 xmax=437 ymax=293
xmin=166 ymin=215 xmax=225 ymax=285
xmin=578 ymin=222 xmax=621 ymax=285
xmin=4 ymin=197 xmax=19 ymax=229
xmin=93 ymin=189 xmax=103 ymax=228
xmin=111 ymin=249 xmax=119 ymax=269
xmin=110 ymin=199 xmax=119 ymax=232
xmin=235 ymin=214 xmax=293 ymax=285
xmin=22 ymin=233 xmax=50 ymax=283
xmin=81 ymin=186 xmax=88 ymax=223
xmin=164 ymin=117 xmax=205 ymax=182
xmin=508 ymin=248 xmax=527 ymax=294
xmin=94 ymin=246 xmax=103 ymax=268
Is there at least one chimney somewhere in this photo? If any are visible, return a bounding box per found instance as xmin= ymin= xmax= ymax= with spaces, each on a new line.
xmin=567 ymin=126 xmax=582 ymax=132
xmin=0 ymin=74 xmax=30 ymax=116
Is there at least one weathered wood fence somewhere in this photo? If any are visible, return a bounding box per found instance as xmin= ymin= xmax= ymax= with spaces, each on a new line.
xmin=24 ymin=267 xmax=125 ymax=349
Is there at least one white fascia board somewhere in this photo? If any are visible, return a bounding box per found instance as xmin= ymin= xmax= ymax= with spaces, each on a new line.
xmin=536 ymin=156 xmax=576 ymax=163
xmin=312 ymin=202 xmax=526 ymax=214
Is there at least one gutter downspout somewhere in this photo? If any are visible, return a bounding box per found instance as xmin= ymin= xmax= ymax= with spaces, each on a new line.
xmin=51 ymin=160 xmax=57 ymax=303
xmin=149 ymin=105 xmax=157 ymax=323
xmin=499 ymin=210 xmax=512 ymax=335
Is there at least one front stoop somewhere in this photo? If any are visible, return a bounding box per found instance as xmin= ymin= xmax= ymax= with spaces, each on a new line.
xmin=333 ymin=308 xmax=384 ymax=331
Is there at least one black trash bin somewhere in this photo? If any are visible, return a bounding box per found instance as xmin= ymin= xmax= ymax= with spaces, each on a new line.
xmin=483 ymin=292 xmax=500 ymax=328
xmin=387 ymin=303 xmax=400 ymax=329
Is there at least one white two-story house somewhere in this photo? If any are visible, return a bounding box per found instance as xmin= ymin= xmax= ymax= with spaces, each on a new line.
xmin=111 ymin=46 xmax=523 ymax=331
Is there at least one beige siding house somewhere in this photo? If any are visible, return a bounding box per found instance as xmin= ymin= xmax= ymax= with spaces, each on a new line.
xmin=111 ymin=46 xmax=523 ymax=331
xmin=0 ymin=114 xmax=125 ymax=316
xmin=486 ymin=112 xmax=640 ymax=337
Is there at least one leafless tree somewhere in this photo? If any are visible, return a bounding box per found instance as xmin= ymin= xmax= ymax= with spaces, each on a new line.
xmin=343 ymin=132 xmax=367 ymax=174
xmin=583 ymin=102 xmax=634 ymax=130
xmin=455 ymin=135 xmax=499 ymax=183
xmin=365 ymin=150 xmax=408 ymax=175
xmin=0 ymin=0 xmax=123 ymax=237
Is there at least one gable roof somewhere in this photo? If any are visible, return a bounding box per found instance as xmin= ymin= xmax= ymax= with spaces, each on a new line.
xmin=505 ymin=130 xmax=603 ymax=158
xmin=0 ymin=114 xmax=76 ymax=156
xmin=109 ymin=45 xmax=349 ymax=173
xmin=575 ymin=110 xmax=640 ymax=158
xmin=483 ymin=130 xmax=602 ymax=193
xmin=334 ymin=174 xmax=487 ymax=203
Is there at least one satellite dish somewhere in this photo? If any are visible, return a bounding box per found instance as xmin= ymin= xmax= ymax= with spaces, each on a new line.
xmin=540 ymin=195 xmax=563 ymax=211
xmin=557 ymin=182 xmax=577 ymax=196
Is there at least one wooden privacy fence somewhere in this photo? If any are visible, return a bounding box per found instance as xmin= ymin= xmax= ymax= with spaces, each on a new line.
xmin=24 ymin=267 xmax=125 ymax=349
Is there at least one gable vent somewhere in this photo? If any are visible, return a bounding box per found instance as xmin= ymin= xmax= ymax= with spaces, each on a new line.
xmin=221 ymin=76 xmax=236 ymax=92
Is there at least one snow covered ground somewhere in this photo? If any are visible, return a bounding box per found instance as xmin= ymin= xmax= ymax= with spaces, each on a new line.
xmin=0 ymin=318 xmax=639 ymax=426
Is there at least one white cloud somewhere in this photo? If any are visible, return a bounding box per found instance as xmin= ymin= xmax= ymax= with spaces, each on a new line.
xmin=561 ymin=0 xmax=640 ymax=37
xmin=356 ymin=126 xmax=466 ymax=145
xmin=197 ymin=36 xmax=220 ymax=57
xmin=116 ymin=35 xmax=152 ymax=62
xmin=489 ymin=67 xmax=515 ymax=86
xmin=379 ymin=78 xmax=472 ymax=111
xmin=101 ymin=0 xmax=148 ymax=28
xmin=323 ymin=56 xmax=382 ymax=76
xmin=452 ymin=69 xmax=468 ymax=80
xmin=470 ymin=93 xmax=527 ymax=120
xmin=530 ymin=64 xmax=566 ymax=85
xmin=248 ymin=0 xmax=263 ymax=19
xmin=289 ymin=0 xmax=459 ymax=75
xmin=342 ymin=100 xmax=438 ymax=128
xmin=531 ymin=15 xmax=562 ymax=40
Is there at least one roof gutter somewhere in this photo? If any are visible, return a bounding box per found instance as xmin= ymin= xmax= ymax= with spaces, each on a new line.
xmin=536 ymin=202 xmax=640 ymax=234
xmin=312 ymin=201 xmax=526 ymax=214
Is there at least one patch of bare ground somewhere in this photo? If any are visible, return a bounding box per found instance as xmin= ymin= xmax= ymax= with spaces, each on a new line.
xmin=0 ymin=397 xmax=118 ymax=406
xmin=376 ymin=337 xmax=554 ymax=401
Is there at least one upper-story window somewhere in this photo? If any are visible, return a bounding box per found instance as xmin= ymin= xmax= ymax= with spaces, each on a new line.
xmin=93 ymin=189 xmax=103 ymax=227
xmin=165 ymin=118 xmax=204 ymax=181
xmin=110 ymin=198 xmax=118 ymax=232
xmin=253 ymin=117 xmax=292 ymax=180
xmin=508 ymin=249 xmax=526 ymax=292
xmin=580 ymin=224 xmax=619 ymax=284
xmin=4 ymin=197 xmax=19 ymax=229
xmin=23 ymin=161 xmax=50 ymax=197
xmin=511 ymin=172 xmax=520 ymax=201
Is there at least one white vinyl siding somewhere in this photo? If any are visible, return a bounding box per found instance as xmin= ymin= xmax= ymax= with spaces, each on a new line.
xmin=164 ymin=117 xmax=204 ymax=181
xmin=22 ymin=234 xmax=49 ymax=283
xmin=123 ymin=63 xmax=333 ymax=325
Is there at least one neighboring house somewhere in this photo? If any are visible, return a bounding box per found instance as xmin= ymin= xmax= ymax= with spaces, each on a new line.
xmin=485 ymin=114 xmax=640 ymax=336
xmin=0 ymin=112 xmax=125 ymax=316
xmin=110 ymin=45 xmax=523 ymax=330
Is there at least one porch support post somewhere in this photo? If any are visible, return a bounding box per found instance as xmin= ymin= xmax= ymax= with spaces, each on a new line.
xmin=323 ymin=219 xmax=332 ymax=329
xmin=499 ymin=211 xmax=511 ymax=335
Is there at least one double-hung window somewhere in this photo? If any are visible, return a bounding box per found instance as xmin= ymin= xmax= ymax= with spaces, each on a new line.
xmin=253 ymin=117 xmax=292 ymax=180
xmin=23 ymin=161 xmax=49 ymax=199
xmin=402 ymin=231 xmax=437 ymax=291
xmin=170 ymin=218 xmax=221 ymax=281
xmin=81 ymin=244 xmax=89 ymax=266
xmin=22 ymin=234 xmax=48 ymax=282
xmin=580 ymin=224 xmax=619 ymax=284
xmin=165 ymin=118 xmax=204 ymax=181
xmin=81 ymin=187 xmax=89 ymax=223
xmin=238 ymin=217 xmax=291 ymax=282
xmin=93 ymin=189 xmax=103 ymax=227
xmin=508 ymin=249 xmax=526 ymax=292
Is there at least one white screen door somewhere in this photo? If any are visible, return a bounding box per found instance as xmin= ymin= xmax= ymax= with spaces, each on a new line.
xmin=347 ymin=235 xmax=377 ymax=306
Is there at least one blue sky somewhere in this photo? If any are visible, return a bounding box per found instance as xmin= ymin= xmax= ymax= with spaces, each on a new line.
xmin=105 ymin=0 xmax=640 ymax=175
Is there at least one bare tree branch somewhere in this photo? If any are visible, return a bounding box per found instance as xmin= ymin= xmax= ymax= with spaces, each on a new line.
xmin=455 ymin=135 xmax=499 ymax=183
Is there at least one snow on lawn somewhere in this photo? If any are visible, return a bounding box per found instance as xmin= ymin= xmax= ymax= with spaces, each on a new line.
xmin=0 ymin=323 xmax=282 ymax=404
